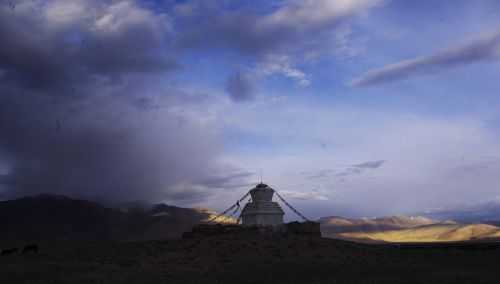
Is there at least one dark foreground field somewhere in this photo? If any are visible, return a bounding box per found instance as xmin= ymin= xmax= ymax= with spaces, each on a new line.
xmin=1 ymin=236 xmax=499 ymax=284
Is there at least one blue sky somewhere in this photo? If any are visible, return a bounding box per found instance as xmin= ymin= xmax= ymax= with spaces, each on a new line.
xmin=1 ymin=0 xmax=500 ymax=219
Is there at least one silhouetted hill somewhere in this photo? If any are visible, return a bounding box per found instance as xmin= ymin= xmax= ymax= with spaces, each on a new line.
xmin=0 ymin=194 xmax=117 ymax=240
xmin=0 ymin=195 xmax=212 ymax=241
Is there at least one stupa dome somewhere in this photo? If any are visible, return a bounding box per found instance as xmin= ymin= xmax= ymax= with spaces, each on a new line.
xmin=249 ymin=183 xmax=275 ymax=202
xmin=241 ymin=183 xmax=284 ymax=226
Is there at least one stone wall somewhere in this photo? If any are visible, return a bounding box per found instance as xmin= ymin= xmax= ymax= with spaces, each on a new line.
xmin=242 ymin=213 xmax=284 ymax=227
xmin=284 ymin=221 xmax=321 ymax=237
xmin=183 ymin=221 xmax=321 ymax=239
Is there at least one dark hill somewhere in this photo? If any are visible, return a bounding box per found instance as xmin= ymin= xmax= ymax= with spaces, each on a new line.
xmin=0 ymin=195 xmax=210 ymax=241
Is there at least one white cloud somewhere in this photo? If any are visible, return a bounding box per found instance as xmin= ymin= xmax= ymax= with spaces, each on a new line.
xmin=258 ymin=54 xmax=311 ymax=87
xmin=93 ymin=1 xmax=172 ymax=36
xmin=255 ymin=0 xmax=384 ymax=86
xmin=40 ymin=0 xmax=172 ymax=40
xmin=44 ymin=0 xmax=90 ymax=25
xmin=260 ymin=0 xmax=384 ymax=32
xmin=279 ymin=190 xmax=329 ymax=201
xmin=176 ymin=0 xmax=383 ymax=89
xmin=351 ymin=30 xmax=500 ymax=87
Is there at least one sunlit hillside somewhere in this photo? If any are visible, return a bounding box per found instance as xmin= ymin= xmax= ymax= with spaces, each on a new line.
xmin=320 ymin=215 xmax=437 ymax=231
xmin=338 ymin=223 xmax=500 ymax=243
xmin=195 ymin=208 xmax=238 ymax=224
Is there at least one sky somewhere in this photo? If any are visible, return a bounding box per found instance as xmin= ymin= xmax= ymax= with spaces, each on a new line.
xmin=1 ymin=0 xmax=500 ymax=219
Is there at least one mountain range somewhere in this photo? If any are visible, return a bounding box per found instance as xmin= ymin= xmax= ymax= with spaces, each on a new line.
xmin=419 ymin=199 xmax=500 ymax=225
xmin=319 ymin=215 xmax=439 ymax=233
xmin=3 ymin=194 xmax=500 ymax=243
xmin=0 ymin=194 xmax=216 ymax=241
xmin=320 ymin=215 xmax=500 ymax=243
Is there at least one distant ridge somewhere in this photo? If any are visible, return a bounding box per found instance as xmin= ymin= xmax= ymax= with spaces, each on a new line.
xmin=320 ymin=215 xmax=439 ymax=234
xmin=421 ymin=199 xmax=500 ymax=224
xmin=337 ymin=223 xmax=500 ymax=243
xmin=320 ymin=215 xmax=500 ymax=243
xmin=0 ymin=194 xmax=229 ymax=241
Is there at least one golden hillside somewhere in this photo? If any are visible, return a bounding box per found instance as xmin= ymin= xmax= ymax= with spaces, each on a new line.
xmin=321 ymin=215 xmax=436 ymax=229
xmin=338 ymin=223 xmax=500 ymax=242
xmin=195 ymin=208 xmax=238 ymax=224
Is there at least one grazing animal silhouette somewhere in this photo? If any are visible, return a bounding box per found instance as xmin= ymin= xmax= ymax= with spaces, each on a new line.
xmin=22 ymin=244 xmax=38 ymax=254
xmin=1 ymin=248 xmax=19 ymax=256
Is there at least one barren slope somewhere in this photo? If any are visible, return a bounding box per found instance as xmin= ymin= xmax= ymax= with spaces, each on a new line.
xmin=338 ymin=223 xmax=500 ymax=242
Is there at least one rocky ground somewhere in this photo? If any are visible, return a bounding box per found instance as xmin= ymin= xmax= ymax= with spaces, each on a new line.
xmin=1 ymin=235 xmax=500 ymax=284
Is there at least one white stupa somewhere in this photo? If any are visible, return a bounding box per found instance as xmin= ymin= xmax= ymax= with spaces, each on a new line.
xmin=240 ymin=183 xmax=284 ymax=226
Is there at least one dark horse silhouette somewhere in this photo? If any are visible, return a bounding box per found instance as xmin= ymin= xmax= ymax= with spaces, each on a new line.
xmin=1 ymin=248 xmax=19 ymax=255
xmin=22 ymin=244 xmax=38 ymax=254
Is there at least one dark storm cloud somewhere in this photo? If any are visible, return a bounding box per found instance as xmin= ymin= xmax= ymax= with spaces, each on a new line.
xmin=225 ymin=71 xmax=255 ymax=102
xmin=0 ymin=87 xmax=227 ymax=202
xmin=351 ymin=31 xmax=500 ymax=87
xmin=0 ymin=0 xmax=386 ymax=204
xmin=0 ymin=174 xmax=13 ymax=187
xmin=0 ymin=0 xmax=250 ymax=203
xmin=0 ymin=0 xmax=176 ymax=93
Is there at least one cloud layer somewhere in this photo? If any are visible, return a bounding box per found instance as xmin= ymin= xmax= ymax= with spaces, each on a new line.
xmin=1 ymin=0 xmax=383 ymax=204
xmin=2 ymin=0 xmax=500 ymax=218
xmin=0 ymin=0 xmax=176 ymax=92
xmin=0 ymin=0 xmax=252 ymax=203
xmin=178 ymin=0 xmax=382 ymax=55
xmin=176 ymin=0 xmax=382 ymax=89
xmin=220 ymin=99 xmax=500 ymax=216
